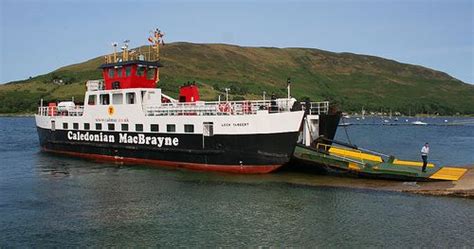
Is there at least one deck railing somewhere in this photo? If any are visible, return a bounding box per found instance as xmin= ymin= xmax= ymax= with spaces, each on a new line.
xmin=104 ymin=46 xmax=160 ymax=64
xmin=37 ymin=100 xmax=330 ymax=117
xmin=302 ymin=101 xmax=330 ymax=115
xmin=37 ymin=106 xmax=84 ymax=117
xmin=144 ymin=99 xmax=296 ymax=116
xmin=316 ymin=143 xmax=367 ymax=166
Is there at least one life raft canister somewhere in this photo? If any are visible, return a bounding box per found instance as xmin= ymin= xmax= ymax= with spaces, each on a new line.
xmin=48 ymin=102 xmax=57 ymax=116
xmin=242 ymin=101 xmax=252 ymax=114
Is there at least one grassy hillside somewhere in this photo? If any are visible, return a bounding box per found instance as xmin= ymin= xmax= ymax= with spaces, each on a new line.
xmin=1 ymin=42 xmax=473 ymax=114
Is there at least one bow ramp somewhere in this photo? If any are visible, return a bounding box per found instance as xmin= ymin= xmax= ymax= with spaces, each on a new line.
xmin=429 ymin=167 xmax=468 ymax=181
xmin=292 ymin=142 xmax=469 ymax=182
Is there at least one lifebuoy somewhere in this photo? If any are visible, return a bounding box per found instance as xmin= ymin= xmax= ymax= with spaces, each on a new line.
xmin=218 ymin=103 xmax=231 ymax=113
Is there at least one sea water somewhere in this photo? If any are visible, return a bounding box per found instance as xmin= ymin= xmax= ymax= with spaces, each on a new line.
xmin=1 ymin=117 xmax=473 ymax=247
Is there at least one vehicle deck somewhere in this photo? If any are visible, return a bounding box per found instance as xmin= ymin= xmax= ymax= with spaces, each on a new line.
xmin=292 ymin=144 xmax=468 ymax=182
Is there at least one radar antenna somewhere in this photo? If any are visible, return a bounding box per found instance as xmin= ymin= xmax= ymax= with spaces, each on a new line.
xmin=148 ymin=28 xmax=165 ymax=61
xmin=110 ymin=42 xmax=118 ymax=63
xmin=121 ymin=40 xmax=130 ymax=61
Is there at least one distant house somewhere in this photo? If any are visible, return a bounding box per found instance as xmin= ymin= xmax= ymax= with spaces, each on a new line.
xmin=53 ymin=79 xmax=64 ymax=85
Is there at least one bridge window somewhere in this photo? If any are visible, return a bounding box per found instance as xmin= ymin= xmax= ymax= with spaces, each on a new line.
xmin=125 ymin=66 xmax=131 ymax=77
xmin=112 ymin=93 xmax=123 ymax=104
xmin=108 ymin=68 xmax=114 ymax=78
xmin=136 ymin=66 xmax=145 ymax=77
xmin=117 ymin=68 xmax=123 ymax=77
xmin=150 ymin=124 xmax=159 ymax=132
xmin=108 ymin=123 xmax=115 ymax=131
xmin=112 ymin=81 xmax=120 ymax=89
xmin=96 ymin=123 xmax=102 ymax=130
xmin=100 ymin=94 xmax=110 ymax=105
xmin=84 ymin=123 xmax=90 ymax=130
xmin=121 ymin=124 xmax=129 ymax=131
xmin=147 ymin=68 xmax=155 ymax=80
xmin=167 ymin=124 xmax=176 ymax=133
xmin=135 ymin=124 xmax=143 ymax=132
xmin=126 ymin=92 xmax=135 ymax=104
xmin=73 ymin=123 xmax=79 ymax=130
xmin=88 ymin=95 xmax=96 ymax=105
xmin=63 ymin=123 xmax=68 ymax=129
xmin=184 ymin=124 xmax=194 ymax=133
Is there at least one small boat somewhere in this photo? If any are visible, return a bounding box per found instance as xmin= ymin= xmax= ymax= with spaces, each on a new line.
xmin=411 ymin=121 xmax=428 ymax=125
xmin=338 ymin=122 xmax=352 ymax=127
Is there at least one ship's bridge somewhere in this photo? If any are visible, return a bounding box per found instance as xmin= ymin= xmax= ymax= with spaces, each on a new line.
xmin=99 ymin=29 xmax=165 ymax=90
xmin=99 ymin=60 xmax=162 ymax=90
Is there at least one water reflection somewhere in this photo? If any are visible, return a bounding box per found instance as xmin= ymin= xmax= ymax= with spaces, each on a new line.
xmin=27 ymin=154 xmax=474 ymax=247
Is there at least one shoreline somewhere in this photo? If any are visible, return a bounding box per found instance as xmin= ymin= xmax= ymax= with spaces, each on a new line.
xmin=402 ymin=167 xmax=474 ymax=198
xmin=0 ymin=113 xmax=35 ymax=117
xmin=278 ymin=167 xmax=474 ymax=199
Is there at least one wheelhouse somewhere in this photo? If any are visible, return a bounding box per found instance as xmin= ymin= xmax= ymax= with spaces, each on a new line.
xmin=100 ymin=60 xmax=162 ymax=90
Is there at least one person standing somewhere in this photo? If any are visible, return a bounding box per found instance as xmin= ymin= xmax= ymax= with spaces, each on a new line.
xmin=421 ymin=143 xmax=430 ymax=172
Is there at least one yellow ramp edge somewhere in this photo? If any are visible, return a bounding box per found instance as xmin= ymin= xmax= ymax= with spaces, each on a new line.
xmin=348 ymin=162 xmax=361 ymax=171
xmin=429 ymin=167 xmax=468 ymax=181
xmin=393 ymin=159 xmax=435 ymax=168
xmin=329 ymin=147 xmax=383 ymax=162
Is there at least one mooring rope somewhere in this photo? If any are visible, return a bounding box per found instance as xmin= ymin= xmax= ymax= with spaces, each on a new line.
xmin=341 ymin=116 xmax=353 ymax=145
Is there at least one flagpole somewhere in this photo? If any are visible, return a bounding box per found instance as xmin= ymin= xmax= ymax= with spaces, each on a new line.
xmin=287 ymin=77 xmax=291 ymax=99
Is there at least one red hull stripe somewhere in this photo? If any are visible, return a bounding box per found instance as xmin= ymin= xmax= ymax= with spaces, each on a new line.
xmin=42 ymin=147 xmax=281 ymax=174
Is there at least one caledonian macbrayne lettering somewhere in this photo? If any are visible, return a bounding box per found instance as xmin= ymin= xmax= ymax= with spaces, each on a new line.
xmin=67 ymin=131 xmax=179 ymax=147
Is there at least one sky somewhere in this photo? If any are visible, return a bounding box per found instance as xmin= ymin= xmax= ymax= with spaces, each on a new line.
xmin=1 ymin=0 xmax=473 ymax=84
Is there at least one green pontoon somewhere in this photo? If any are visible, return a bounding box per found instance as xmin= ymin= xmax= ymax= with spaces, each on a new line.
xmin=292 ymin=140 xmax=467 ymax=182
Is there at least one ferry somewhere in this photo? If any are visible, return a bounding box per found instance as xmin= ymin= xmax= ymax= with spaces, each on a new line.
xmin=35 ymin=29 xmax=336 ymax=173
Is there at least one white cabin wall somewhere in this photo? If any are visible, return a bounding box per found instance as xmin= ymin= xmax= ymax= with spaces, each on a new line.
xmin=37 ymin=88 xmax=305 ymax=136
xmin=142 ymin=89 xmax=162 ymax=106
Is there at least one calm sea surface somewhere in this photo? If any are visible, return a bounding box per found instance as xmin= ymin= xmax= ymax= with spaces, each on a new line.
xmin=1 ymin=117 xmax=473 ymax=247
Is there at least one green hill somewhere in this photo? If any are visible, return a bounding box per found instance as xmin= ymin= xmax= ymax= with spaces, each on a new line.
xmin=1 ymin=42 xmax=473 ymax=115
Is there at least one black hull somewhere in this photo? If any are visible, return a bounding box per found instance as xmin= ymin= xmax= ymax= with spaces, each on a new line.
xmin=316 ymin=112 xmax=341 ymax=145
xmin=37 ymin=127 xmax=300 ymax=173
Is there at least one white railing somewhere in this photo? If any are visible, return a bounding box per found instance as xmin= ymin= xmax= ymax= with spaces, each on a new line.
xmin=37 ymin=106 xmax=84 ymax=117
xmin=36 ymin=100 xmax=330 ymax=117
xmin=302 ymin=101 xmax=329 ymax=115
xmin=105 ymin=46 xmax=160 ymax=64
xmin=86 ymin=80 xmax=105 ymax=92
xmin=144 ymin=99 xmax=297 ymax=116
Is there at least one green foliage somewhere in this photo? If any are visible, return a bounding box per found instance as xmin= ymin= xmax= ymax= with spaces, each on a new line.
xmin=1 ymin=42 xmax=473 ymax=114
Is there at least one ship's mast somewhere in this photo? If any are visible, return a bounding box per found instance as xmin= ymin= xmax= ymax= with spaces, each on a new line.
xmin=101 ymin=28 xmax=164 ymax=89
xmin=105 ymin=28 xmax=164 ymax=64
xmin=121 ymin=40 xmax=130 ymax=61
xmin=112 ymin=42 xmax=118 ymax=62
xmin=148 ymin=28 xmax=165 ymax=84
xmin=287 ymin=77 xmax=291 ymax=99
